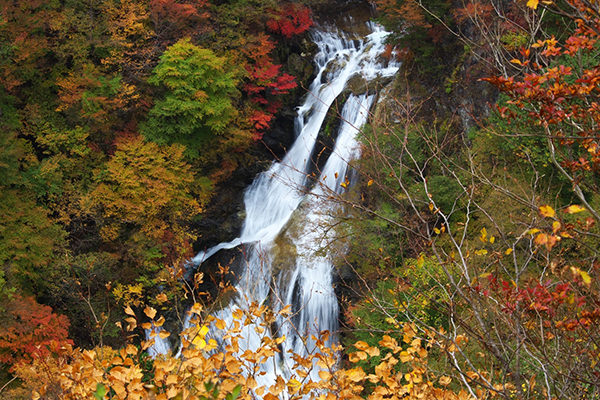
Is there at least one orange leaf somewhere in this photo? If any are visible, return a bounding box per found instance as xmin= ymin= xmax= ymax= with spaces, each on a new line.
xmin=158 ymin=330 xmax=170 ymax=339
xmin=354 ymin=340 xmax=369 ymax=350
xmin=144 ymin=306 xmax=157 ymax=320
xmin=156 ymin=293 xmax=168 ymax=303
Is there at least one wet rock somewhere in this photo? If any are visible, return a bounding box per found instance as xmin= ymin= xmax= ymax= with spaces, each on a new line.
xmin=288 ymin=53 xmax=314 ymax=84
xmin=271 ymin=233 xmax=298 ymax=276
xmin=193 ymin=178 xmax=247 ymax=249
xmin=200 ymin=246 xmax=246 ymax=285
xmin=345 ymin=73 xmax=394 ymax=96
xmin=261 ymin=108 xmax=297 ymax=160
xmin=313 ymin=0 xmax=374 ymax=31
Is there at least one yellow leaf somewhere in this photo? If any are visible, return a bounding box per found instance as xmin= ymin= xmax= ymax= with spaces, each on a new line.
xmin=456 ymin=335 xmax=468 ymax=346
xmin=144 ymin=306 xmax=157 ymax=320
xmin=207 ymin=339 xmax=217 ymax=351
xmin=155 ymin=315 xmax=165 ymax=327
xmin=571 ymin=267 xmax=592 ymax=285
xmin=379 ymin=335 xmax=399 ymax=351
xmin=527 ymin=0 xmax=539 ymax=9
xmin=535 ymin=233 xmax=558 ymax=250
xmin=288 ymin=378 xmax=301 ymax=391
xmin=539 ymin=205 xmax=555 ymax=218
xmin=433 ymin=227 xmax=440 ymax=234
xmin=198 ymin=325 xmax=209 ymax=336
xmin=279 ymin=304 xmax=292 ymax=316
xmin=190 ymin=303 xmax=203 ymax=315
xmin=399 ymin=351 xmax=412 ymax=363
xmin=534 ymin=233 xmax=548 ymax=246
xmin=474 ymin=249 xmax=488 ymax=256
xmin=479 ymin=227 xmax=487 ymax=242
xmin=565 ymin=204 xmax=586 ymax=214
xmin=367 ymin=179 xmax=374 ymax=186
xmin=124 ymin=305 xmax=135 ymax=317
xmin=505 ymin=248 xmax=513 ymax=255
xmin=246 ymin=377 xmax=257 ymax=389
xmin=213 ymin=319 xmax=225 ymax=331
xmin=552 ymin=221 xmax=562 ymax=233
xmin=166 ymin=387 xmax=178 ymax=399
xmin=232 ymin=308 xmax=243 ymax=320
xmin=192 ymin=336 xmax=206 ymax=349
xmin=345 ymin=367 xmax=366 ymax=382
xmin=490 ymin=235 xmax=495 ymax=244
xmin=125 ymin=317 xmax=137 ymax=331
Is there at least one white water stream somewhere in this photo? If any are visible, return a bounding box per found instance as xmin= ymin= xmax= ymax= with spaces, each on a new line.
xmin=147 ymin=19 xmax=399 ymax=386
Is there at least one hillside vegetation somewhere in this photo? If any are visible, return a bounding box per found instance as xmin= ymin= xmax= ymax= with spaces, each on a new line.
xmin=2 ymin=0 xmax=600 ymax=399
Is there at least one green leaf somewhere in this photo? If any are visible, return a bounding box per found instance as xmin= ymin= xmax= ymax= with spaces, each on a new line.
xmin=94 ymin=383 xmax=107 ymax=400
xmin=230 ymin=385 xmax=242 ymax=400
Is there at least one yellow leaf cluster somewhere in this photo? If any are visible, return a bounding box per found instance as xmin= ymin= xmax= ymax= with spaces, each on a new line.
xmin=20 ymin=304 xmax=493 ymax=400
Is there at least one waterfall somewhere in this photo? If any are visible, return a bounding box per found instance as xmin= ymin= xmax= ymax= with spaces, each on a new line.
xmin=148 ymin=20 xmax=399 ymax=384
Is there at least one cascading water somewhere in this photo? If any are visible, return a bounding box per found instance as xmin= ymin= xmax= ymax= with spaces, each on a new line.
xmin=276 ymin=93 xmax=375 ymax=371
xmin=148 ymin=17 xmax=399 ymax=387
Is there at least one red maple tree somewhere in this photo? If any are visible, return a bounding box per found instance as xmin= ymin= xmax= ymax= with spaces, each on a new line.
xmin=266 ymin=3 xmax=313 ymax=38
xmin=0 ymin=295 xmax=72 ymax=370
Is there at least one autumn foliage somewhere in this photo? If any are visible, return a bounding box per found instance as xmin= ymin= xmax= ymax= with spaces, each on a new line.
xmin=13 ymin=302 xmax=479 ymax=400
xmin=266 ymin=3 xmax=313 ymax=39
xmin=0 ymin=295 xmax=72 ymax=370
xmin=240 ymin=34 xmax=298 ymax=138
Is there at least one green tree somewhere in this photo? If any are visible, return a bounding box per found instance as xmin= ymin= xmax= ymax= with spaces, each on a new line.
xmin=142 ymin=38 xmax=240 ymax=155
xmin=0 ymin=131 xmax=66 ymax=293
